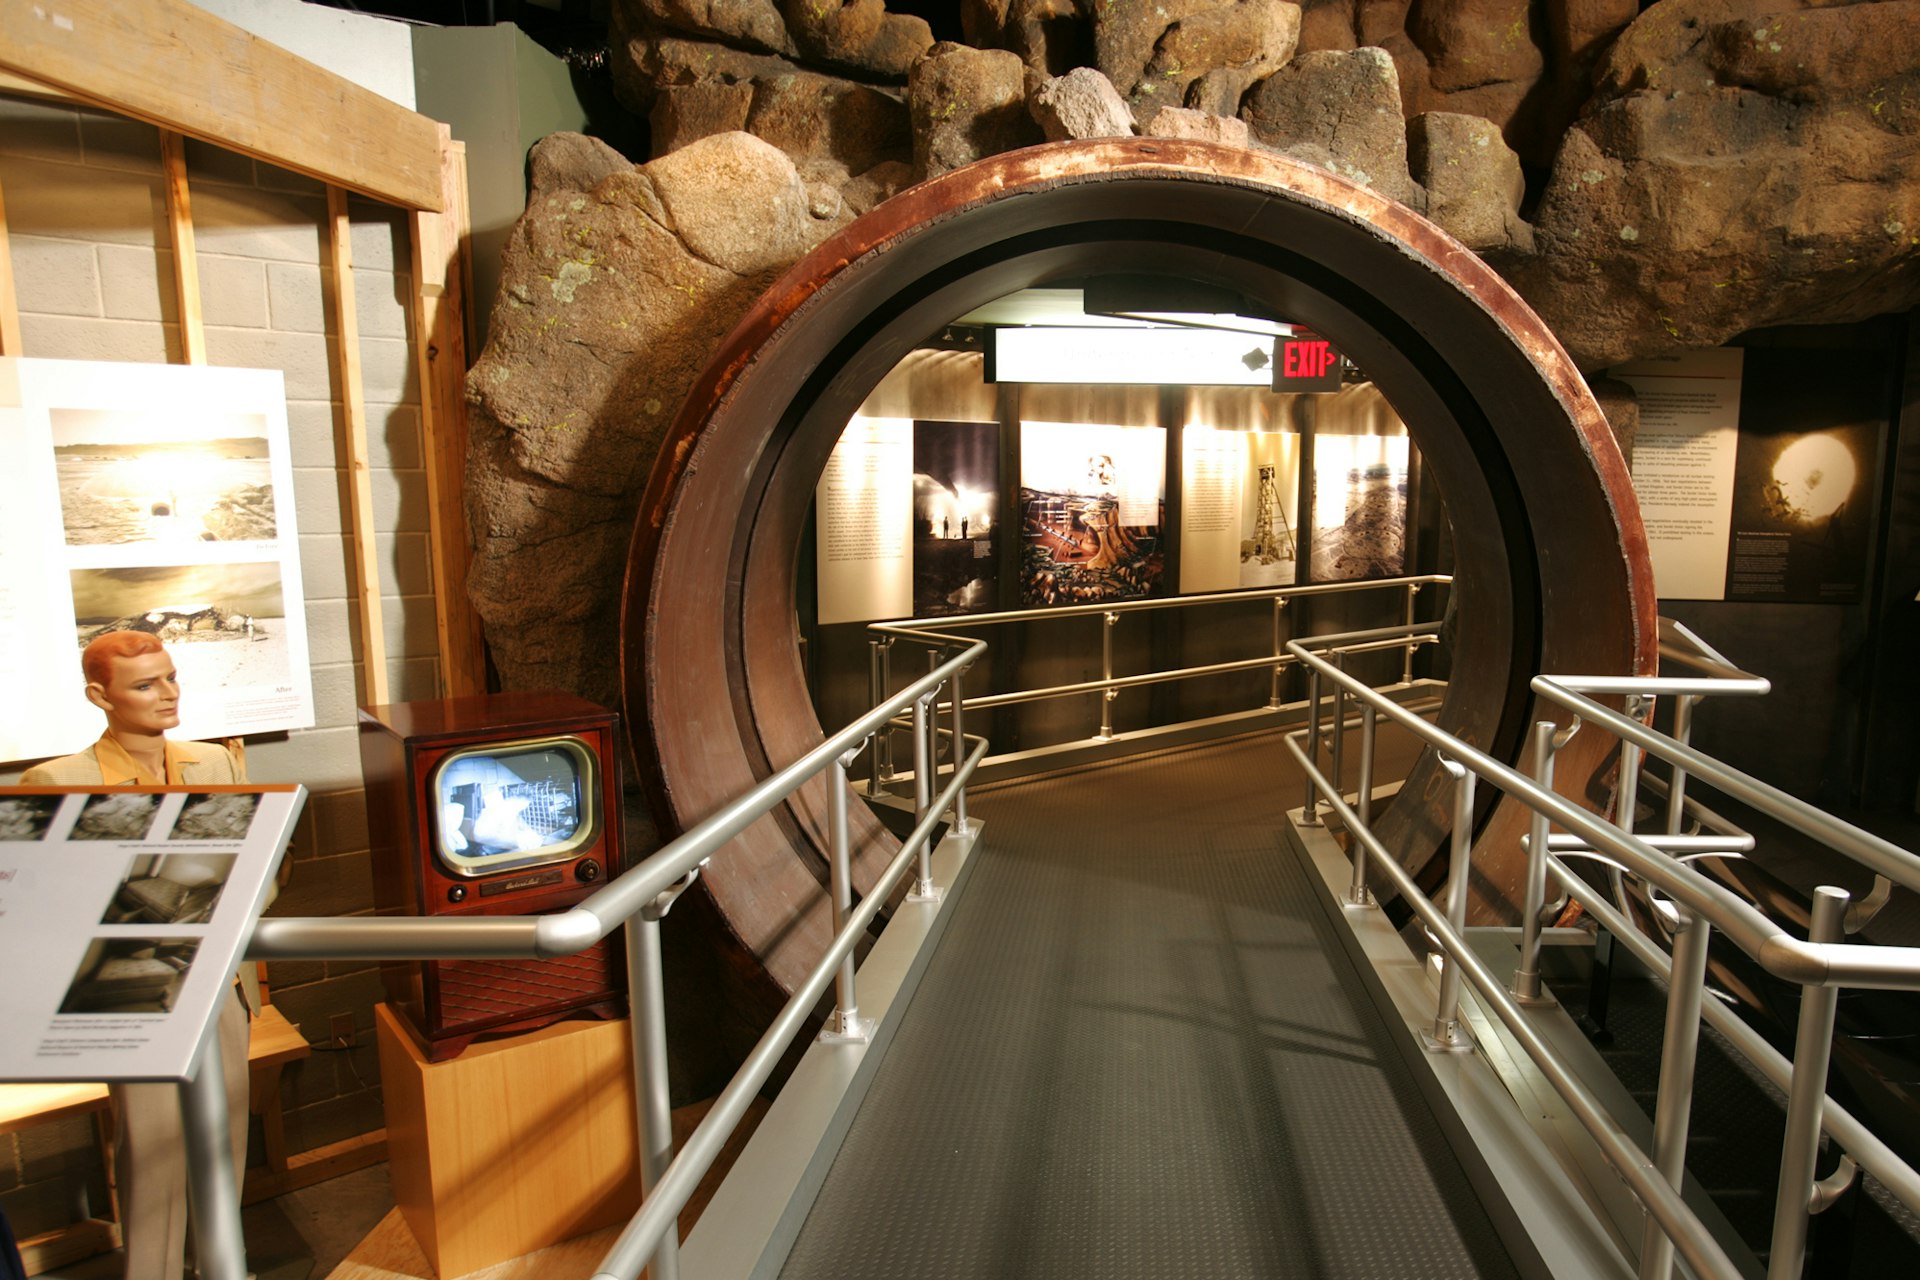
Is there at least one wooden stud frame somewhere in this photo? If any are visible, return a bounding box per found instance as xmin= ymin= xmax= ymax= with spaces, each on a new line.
xmin=0 ymin=0 xmax=486 ymax=699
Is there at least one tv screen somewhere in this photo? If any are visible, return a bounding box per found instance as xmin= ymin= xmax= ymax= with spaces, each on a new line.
xmin=427 ymin=736 xmax=599 ymax=875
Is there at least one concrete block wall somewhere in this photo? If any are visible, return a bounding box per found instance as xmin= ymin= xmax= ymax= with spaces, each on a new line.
xmin=0 ymin=92 xmax=441 ymax=1235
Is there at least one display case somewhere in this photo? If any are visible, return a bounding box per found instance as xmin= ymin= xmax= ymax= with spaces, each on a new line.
xmin=359 ymin=691 xmax=626 ymax=1060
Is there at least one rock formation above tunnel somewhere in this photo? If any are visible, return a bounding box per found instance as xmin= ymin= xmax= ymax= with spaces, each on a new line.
xmin=470 ymin=0 xmax=1920 ymax=745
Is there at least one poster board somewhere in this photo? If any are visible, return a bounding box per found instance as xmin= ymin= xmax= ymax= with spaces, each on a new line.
xmin=1019 ymin=421 xmax=1166 ymax=605
xmin=816 ymin=418 xmax=1003 ymax=624
xmin=0 ymin=359 xmax=317 ymax=762
xmin=815 ymin=417 xmax=914 ymax=625
xmin=1610 ymin=349 xmax=1744 ymax=600
xmin=0 ymin=784 xmax=304 ymax=1082
xmin=1310 ymin=435 xmax=1410 ymax=581
xmin=911 ymin=421 xmax=1000 ymax=617
xmin=1179 ymin=428 xmax=1300 ymax=593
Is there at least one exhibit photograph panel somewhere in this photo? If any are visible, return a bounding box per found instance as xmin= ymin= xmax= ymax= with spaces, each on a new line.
xmin=0 ymin=359 xmax=317 ymax=762
xmin=1310 ymin=434 xmax=1410 ymax=582
xmin=1019 ymin=420 xmax=1166 ymax=606
xmin=912 ymin=420 xmax=1000 ymax=617
xmin=1179 ymin=427 xmax=1301 ymax=594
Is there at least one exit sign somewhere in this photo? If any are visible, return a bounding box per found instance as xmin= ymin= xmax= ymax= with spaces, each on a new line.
xmin=1273 ymin=332 xmax=1345 ymax=392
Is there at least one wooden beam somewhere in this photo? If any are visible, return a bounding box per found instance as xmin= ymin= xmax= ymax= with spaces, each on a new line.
xmin=0 ymin=0 xmax=443 ymax=212
xmin=241 ymin=1127 xmax=387 ymax=1206
xmin=157 ymin=130 xmax=205 ymax=364
xmin=17 ymin=1217 xmax=120 ymax=1275
xmin=413 ymin=130 xmax=488 ymax=697
xmin=0 ymin=174 xmax=21 ymax=356
xmin=327 ymin=184 xmax=391 ymax=709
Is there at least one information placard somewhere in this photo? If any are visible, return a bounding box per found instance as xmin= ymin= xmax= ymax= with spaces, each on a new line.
xmin=1611 ymin=349 xmax=1744 ymax=600
xmin=816 ymin=417 xmax=914 ymax=625
xmin=0 ymin=784 xmax=304 ymax=1082
xmin=1179 ymin=428 xmax=1300 ymax=593
xmin=0 ymin=359 xmax=317 ymax=762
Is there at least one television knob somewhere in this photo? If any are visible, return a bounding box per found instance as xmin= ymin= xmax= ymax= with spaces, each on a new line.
xmin=447 ymin=885 xmax=467 ymax=904
xmin=575 ymin=859 xmax=601 ymax=884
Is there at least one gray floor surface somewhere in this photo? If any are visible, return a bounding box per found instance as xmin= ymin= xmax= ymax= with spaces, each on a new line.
xmin=779 ymin=732 xmax=1519 ymax=1278
xmin=35 ymin=1161 xmax=391 ymax=1280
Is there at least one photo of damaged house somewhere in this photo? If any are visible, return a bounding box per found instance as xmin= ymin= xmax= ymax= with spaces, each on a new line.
xmin=1019 ymin=421 xmax=1166 ymax=606
xmin=68 ymin=562 xmax=293 ymax=697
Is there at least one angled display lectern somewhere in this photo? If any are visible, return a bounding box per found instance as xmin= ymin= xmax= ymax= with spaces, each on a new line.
xmin=0 ymin=783 xmax=305 ymax=1280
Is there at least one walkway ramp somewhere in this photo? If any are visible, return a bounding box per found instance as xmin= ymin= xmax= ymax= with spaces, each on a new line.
xmin=771 ymin=734 xmax=1519 ymax=1278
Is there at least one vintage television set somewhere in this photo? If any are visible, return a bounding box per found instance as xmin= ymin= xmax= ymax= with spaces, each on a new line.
xmin=360 ymin=691 xmax=626 ymax=1060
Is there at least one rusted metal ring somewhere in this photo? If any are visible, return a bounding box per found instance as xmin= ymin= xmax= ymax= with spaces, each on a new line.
xmin=623 ymin=139 xmax=1656 ymax=997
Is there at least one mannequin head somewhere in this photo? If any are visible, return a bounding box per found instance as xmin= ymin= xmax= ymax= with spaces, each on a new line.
xmin=80 ymin=632 xmax=181 ymax=738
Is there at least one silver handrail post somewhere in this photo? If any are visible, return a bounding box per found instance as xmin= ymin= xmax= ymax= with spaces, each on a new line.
xmin=1098 ymin=610 xmax=1117 ymax=740
xmin=1612 ymin=726 xmax=1646 ymax=916
xmin=1329 ymin=652 xmax=1347 ymax=815
xmin=1514 ymin=719 xmax=1571 ymax=1004
xmin=1347 ymin=699 xmax=1377 ymax=907
xmin=949 ymin=663 xmax=971 ymax=836
xmin=1638 ymin=905 xmax=1714 ymax=1280
xmin=911 ymin=690 xmax=932 ymax=821
xmin=1766 ymin=886 xmax=1850 ymax=1279
xmin=908 ymin=694 xmax=941 ymax=902
xmin=629 ymin=880 xmax=685 ymax=1280
xmin=877 ymin=636 xmax=895 ymax=789
xmin=180 ymin=1018 xmax=247 ymax=1280
xmin=1301 ymin=666 xmax=1323 ymax=826
xmin=1402 ymin=581 xmax=1419 ymax=684
xmin=1665 ymin=694 xmax=1698 ymax=835
xmin=867 ymin=638 xmax=886 ymax=795
xmin=822 ymin=748 xmax=874 ymax=1042
xmin=1426 ymin=755 xmax=1475 ymax=1051
xmin=1269 ymin=597 xmax=1287 ymax=709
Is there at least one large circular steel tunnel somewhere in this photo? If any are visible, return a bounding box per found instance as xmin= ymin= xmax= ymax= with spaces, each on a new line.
xmin=620 ymin=140 xmax=1657 ymax=1018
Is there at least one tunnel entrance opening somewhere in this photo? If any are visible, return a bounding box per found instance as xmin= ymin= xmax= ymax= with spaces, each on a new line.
xmin=620 ymin=141 xmax=1655 ymax=1060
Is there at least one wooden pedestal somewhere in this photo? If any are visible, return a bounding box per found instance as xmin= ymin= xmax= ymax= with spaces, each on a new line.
xmin=375 ymin=1003 xmax=643 ymax=1278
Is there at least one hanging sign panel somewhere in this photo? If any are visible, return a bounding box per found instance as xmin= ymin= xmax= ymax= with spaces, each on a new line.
xmin=0 ymin=784 xmax=303 ymax=1082
xmin=0 ymin=359 xmax=317 ymax=764
xmin=1610 ymin=349 xmax=1744 ymax=601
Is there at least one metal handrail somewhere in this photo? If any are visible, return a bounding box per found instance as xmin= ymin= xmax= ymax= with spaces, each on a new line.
xmin=248 ymin=637 xmax=989 ymax=1280
xmin=865 ymin=574 xmax=1447 ymax=771
xmin=1288 ymin=635 xmax=1920 ymax=1280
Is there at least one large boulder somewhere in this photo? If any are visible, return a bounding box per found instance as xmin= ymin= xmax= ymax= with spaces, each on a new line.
xmin=620 ymin=0 xmax=797 ymax=56
xmin=1408 ymin=111 xmax=1531 ymax=252
xmin=780 ymin=0 xmax=935 ymax=77
xmin=1241 ymin=46 xmax=1422 ymax=207
xmin=1092 ymin=0 xmax=1302 ymax=126
xmin=464 ymin=132 xmax=844 ymax=705
xmin=1502 ymin=0 xmax=1920 ymax=369
xmin=1030 ymin=66 xmax=1135 ymax=140
xmin=963 ymin=0 xmax=1094 ymax=77
xmin=1144 ymin=104 xmax=1253 ymax=147
xmin=908 ymin=43 xmax=1044 ymax=179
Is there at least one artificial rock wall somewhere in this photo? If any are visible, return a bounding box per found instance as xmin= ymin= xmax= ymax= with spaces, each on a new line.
xmin=467 ymin=0 xmax=1920 ymax=747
